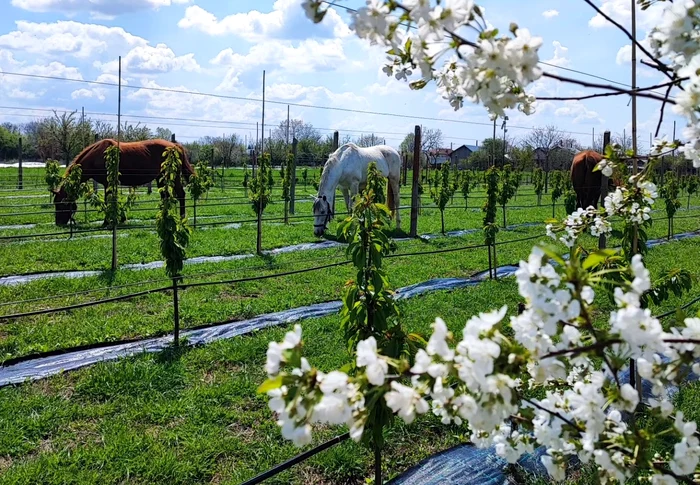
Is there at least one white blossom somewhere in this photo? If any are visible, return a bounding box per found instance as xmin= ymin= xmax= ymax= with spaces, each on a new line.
xmin=385 ymin=381 xmax=429 ymax=424
xmin=356 ymin=337 xmax=389 ymax=386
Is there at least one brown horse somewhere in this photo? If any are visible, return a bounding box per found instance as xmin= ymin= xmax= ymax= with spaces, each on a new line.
xmin=54 ymin=139 xmax=194 ymax=225
xmin=570 ymin=150 xmax=604 ymax=209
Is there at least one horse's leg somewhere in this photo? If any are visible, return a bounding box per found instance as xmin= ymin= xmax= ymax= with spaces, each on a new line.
xmin=350 ymin=182 xmax=360 ymax=210
xmin=391 ymin=176 xmax=401 ymax=229
xmin=342 ymin=187 xmax=351 ymax=213
xmin=175 ymin=181 xmax=186 ymax=219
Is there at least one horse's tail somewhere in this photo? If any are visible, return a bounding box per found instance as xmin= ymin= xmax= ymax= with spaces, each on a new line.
xmin=176 ymin=142 xmax=194 ymax=183
xmin=387 ymin=178 xmax=395 ymax=218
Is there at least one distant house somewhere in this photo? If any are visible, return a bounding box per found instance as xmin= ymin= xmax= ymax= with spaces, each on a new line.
xmin=450 ymin=145 xmax=481 ymax=168
xmin=428 ymin=148 xmax=452 ymax=167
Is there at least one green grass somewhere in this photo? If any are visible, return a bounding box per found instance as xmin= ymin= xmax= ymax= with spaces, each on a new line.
xmin=0 ymin=236 xmax=700 ymax=483
xmin=1 ymin=166 xmax=700 ymax=484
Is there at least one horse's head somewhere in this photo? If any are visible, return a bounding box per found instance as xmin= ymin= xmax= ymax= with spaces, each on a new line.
xmin=53 ymin=187 xmax=76 ymax=226
xmin=312 ymin=195 xmax=333 ymax=237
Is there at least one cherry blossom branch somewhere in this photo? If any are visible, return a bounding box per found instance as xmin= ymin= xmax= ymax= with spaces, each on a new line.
xmin=581 ymin=0 xmax=674 ymax=81
xmin=520 ymin=396 xmax=584 ymax=432
xmin=540 ymin=72 xmax=676 ymax=104
xmin=542 ymin=339 xmax=623 ymax=360
xmin=539 ymin=77 xmax=686 ymax=103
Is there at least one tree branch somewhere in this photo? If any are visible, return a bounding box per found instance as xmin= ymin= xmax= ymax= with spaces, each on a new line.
xmin=582 ymin=0 xmax=673 ymax=81
xmin=541 ymin=72 xmax=677 ymax=104
xmin=655 ymin=79 xmax=677 ymax=138
xmin=539 ymin=77 xmax=686 ymax=102
xmin=542 ymin=339 xmax=622 ymax=360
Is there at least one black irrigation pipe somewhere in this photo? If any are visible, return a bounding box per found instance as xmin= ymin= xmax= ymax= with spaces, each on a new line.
xmin=239 ymin=433 xmax=351 ymax=485
xmin=657 ymin=294 xmax=700 ymax=320
xmin=181 ymin=260 xmax=353 ymax=291
xmin=0 ymin=275 xmax=176 ymax=308
xmin=0 ymin=286 xmax=171 ymax=321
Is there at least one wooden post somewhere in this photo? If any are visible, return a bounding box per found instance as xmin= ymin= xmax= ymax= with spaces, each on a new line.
xmin=598 ymin=131 xmax=611 ymax=250
xmin=290 ymin=137 xmax=298 ymax=215
xmin=112 ymin=55 xmax=121 ymax=272
xmin=17 ymin=136 xmax=22 ymax=190
xmin=93 ymin=133 xmax=99 ymax=192
xmin=410 ymin=125 xmax=421 ymax=237
xmin=333 ymin=131 xmax=339 ymax=151
xmin=256 ymin=203 xmax=263 ymax=255
xmin=172 ymin=277 xmax=180 ymax=346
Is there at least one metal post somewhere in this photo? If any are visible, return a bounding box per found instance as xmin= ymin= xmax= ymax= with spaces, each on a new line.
xmin=290 ymin=137 xmax=298 ymax=215
xmin=112 ymin=55 xmax=121 ymax=272
xmin=599 ymin=131 xmax=611 ymax=250
xmin=261 ymin=70 xmax=266 ymax=156
xmin=172 ymin=277 xmax=180 ymax=346
xmin=286 ymin=105 xmax=290 ymax=146
xmin=93 ymin=133 xmax=98 ymax=192
xmin=492 ymin=118 xmax=497 ymax=167
xmin=410 ymin=125 xmax=421 ymax=237
xmin=631 ymin=0 xmax=638 ymax=176
xmin=17 ymin=136 xmax=22 ymax=190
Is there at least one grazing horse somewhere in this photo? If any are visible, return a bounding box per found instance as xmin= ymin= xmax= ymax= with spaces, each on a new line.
xmin=54 ymin=139 xmax=194 ymax=225
xmin=312 ymin=143 xmax=401 ymax=236
xmin=570 ymin=150 xmax=604 ymax=209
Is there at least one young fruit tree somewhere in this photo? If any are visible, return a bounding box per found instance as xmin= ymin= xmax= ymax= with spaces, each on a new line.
xmin=497 ymin=164 xmax=518 ymax=228
xmin=533 ymin=167 xmax=545 ymax=206
xmin=460 ymin=169 xmax=473 ymax=209
xmin=262 ymin=1 xmax=700 ymax=483
xmin=187 ymin=161 xmax=215 ymax=228
xmin=45 ymin=159 xmax=61 ymax=203
xmin=430 ymin=161 xmax=454 ymax=234
xmin=156 ymin=147 xmax=192 ymax=346
xmin=250 ymin=153 xmax=273 ymax=255
xmin=660 ymin=173 xmax=682 ymax=239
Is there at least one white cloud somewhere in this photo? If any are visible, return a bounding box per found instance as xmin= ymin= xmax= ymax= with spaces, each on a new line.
xmin=11 ymin=0 xmax=191 ymax=18
xmin=178 ymin=0 xmax=350 ymax=41
xmin=70 ymin=74 xmax=129 ymax=103
xmin=211 ymin=39 xmax=348 ymax=91
xmin=96 ymin=44 xmax=200 ymax=75
xmin=555 ymin=100 xmax=604 ymax=124
xmin=0 ymin=49 xmax=83 ymax=101
xmin=542 ymin=10 xmax=559 ymax=19
xmin=71 ymin=87 xmax=105 ymax=102
xmin=615 ymin=39 xmax=652 ymax=65
xmin=0 ymin=21 xmax=147 ymax=58
xmin=543 ymin=41 xmax=571 ymax=68
xmin=588 ymin=0 xmax=660 ymax=30
xmin=264 ymin=83 xmax=367 ymax=108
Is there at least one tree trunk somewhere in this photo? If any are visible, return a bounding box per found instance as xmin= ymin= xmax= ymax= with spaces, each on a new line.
xmin=256 ymin=206 xmax=263 ymax=255
xmin=441 ymin=210 xmax=445 ymax=234
xmin=502 ymin=205 xmax=507 ymax=228
xmin=374 ymin=444 xmax=382 ymax=485
xmin=193 ymin=199 xmax=197 ymax=228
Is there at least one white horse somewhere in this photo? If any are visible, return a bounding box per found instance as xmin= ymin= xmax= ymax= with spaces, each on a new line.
xmin=312 ymin=143 xmax=401 ymax=236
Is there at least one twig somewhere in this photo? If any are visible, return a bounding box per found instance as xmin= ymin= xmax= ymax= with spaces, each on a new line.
xmin=521 ymin=396 xmax=584 ymax=432
xmin=542 ymin=339 xmax=622 ymax=360
xmin=655 ymin=79 xmax=677 ymax=138
xmin=541 ymin=72 xmax=675 ymax=104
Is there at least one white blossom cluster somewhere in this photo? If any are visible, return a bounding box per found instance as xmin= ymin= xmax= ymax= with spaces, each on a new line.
xmin=302 ymin=0 xmax=542 ymax=118
xmin=648 ymin=0 xmax=700 ymax=167
xmin=265 ymin=325 xmax=367 ymax=446
xmin=263 ymin=243 xmax=700 ymax=482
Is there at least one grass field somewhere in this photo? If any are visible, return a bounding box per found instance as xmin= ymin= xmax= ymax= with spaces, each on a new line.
xmin=1 ymin=166 xmax=700 ymax=484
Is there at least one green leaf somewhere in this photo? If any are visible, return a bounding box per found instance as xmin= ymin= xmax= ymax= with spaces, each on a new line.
xmin=257 ymin=375 xmax=283 ymax=394
xmin=583 ymin=250 xmax=616 ymax=270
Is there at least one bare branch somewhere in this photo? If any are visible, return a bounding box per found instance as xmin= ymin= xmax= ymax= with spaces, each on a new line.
xmin=541 ymin=72 xmax=676 ymax=104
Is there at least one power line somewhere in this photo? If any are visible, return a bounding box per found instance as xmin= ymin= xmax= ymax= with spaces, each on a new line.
xmin=0 ymin=71 xmax=597 ymax=137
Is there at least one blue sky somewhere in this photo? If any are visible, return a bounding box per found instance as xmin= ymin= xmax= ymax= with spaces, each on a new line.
xmin=0 ymin=0 xmax=686 ymax=150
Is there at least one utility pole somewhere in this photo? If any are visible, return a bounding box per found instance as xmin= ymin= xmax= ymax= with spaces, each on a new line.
xmin=631 ymin=0 xmax=638 ymax=175
xmin=501 ymin=116 xmax=509 ymax=164
xmin=261 ymin=70 xmax=266 ymax=156
xmin=286 ymin=105 xmax=290 ymax=146
xmin=491 ymin=117 xmax=497 ymax=167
